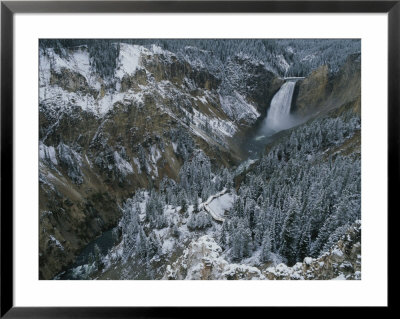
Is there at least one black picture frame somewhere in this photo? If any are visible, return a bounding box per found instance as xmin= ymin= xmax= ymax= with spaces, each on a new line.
xmin=1 ymin=0 xmax=395 ymax=317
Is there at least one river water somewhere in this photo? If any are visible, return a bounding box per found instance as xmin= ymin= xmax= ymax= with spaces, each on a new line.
xmin=54 ymin=228 xmax=119 ymax=280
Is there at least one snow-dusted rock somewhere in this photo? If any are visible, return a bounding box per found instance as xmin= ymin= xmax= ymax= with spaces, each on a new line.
xmin=163 ymin=235 xmax=265 ymax=280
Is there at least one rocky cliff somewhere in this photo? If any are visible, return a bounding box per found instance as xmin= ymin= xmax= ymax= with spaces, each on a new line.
xmin=292 ymin=53 xmax=361 ymax=117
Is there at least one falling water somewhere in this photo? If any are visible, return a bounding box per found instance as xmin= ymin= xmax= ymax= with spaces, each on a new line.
xmin=247 ymin=79 xmax=301 ymax=156
xmin=264 ymin=80 xmax=297 ymax=132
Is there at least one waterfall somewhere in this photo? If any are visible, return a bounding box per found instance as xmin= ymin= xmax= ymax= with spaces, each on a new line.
xmin=256 ymin=79 xmax=297 ymax=139
xmin=264 ymin=80 xmax=297 ymax=132
xmin=249 ymin=79 xmax=300 ymax=155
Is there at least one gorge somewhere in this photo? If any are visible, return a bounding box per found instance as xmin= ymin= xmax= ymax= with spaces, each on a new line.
xmin=38 ymin=39 xmax=361 ymax=280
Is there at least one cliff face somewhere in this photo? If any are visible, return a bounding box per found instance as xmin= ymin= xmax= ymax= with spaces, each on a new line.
xmin=224 ymin=55 xmax=283 ymax=116
xmin=39 ymin=44 xmax=282 ymax=279
xmin=292 ymin=53 xmax=361 ymax=116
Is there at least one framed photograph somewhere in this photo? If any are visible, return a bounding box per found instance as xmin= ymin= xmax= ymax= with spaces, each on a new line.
xmin=1 ymin=0 xmax=395 ymax=316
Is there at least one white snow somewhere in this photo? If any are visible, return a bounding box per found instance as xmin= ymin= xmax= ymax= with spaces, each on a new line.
xmin=133 ymin=157 xmax=142 ymax=173
xmin=150 ymin=145 xmax=162 ymax=164
xmin=171 ymin=142 xmax=178 ymax=153
xmin=208 ymin=193 xmax=234 ymax=220
xmin=332 ymin=248 xmax=344 ymax=257
xmin=41 ymin=84 xmax=145 ymax=117
xmin=151 ymin=44 xmax=166 ymax=55
xmin=49 ymin=235 xmax=64 ymax=251
xmin=113 ymin=151 xmax=133 ymax=176
xmin=208 ymin=118 xmax=236 ymax=137
xmin=332 ymin=274 xmax=347 ymax=280
xmin=235 ymin=158 xmax=257 ymax=176
xmin=219 ymin=91 xmax=260 ymax=124
xmin=151 ymin=164 xmax=159 ymax=177
xmin=39 ymin=44 xmax=149 ymax=117
xmin=40 ymin=47 xmax=99 ymax=89
xmin=301 ymin=54 xmax=316 ymax=62
xmin=199 ymin=189 xmax=232 ymax=222
xmin=162 ymin=238 xmax=176 ymax=254
xmin=197 ymin=95 xmax=208 ymax=104
xmin=188 ymin=108 xmax=237 ymax=138
xmin=85 ymin=154 xmax=93 ymax=168
xmin=39 ymin=142 xmax=58 ymax=166
xmin=115 ymin=44 xmax=143 ymax=79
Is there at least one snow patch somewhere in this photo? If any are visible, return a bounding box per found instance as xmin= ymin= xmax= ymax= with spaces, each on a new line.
xmin=150 ymin=145 xmax=162 ymax=164
xmin=39 ymin=142 xmax=58 ymax=166
xmin=208 ymin=193 xmax=234 ymax=220
xmin=115 ymin=44 xmax=143 ymax=79
xmin=219 ymin=91 xmax=260 ymax=124
xmin=133 ymin=158 xmax=142 ymax=174
xmin=49 ymin=235 xmax=64 ymax=251
xmin=113 ymin=151 xmax=133 ymax=176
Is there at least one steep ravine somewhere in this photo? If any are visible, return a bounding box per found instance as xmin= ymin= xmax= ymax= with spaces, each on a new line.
xmin=39 ymin=44 xmax=283 ymax=279
xmin=39 ymin=42 xmax=361 ymax=280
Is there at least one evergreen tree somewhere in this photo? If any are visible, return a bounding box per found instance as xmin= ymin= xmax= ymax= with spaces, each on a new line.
xmin=261 ymin=231 xmax=272 ymax=262
xmin=219 ymin=220 xmax=229 ymax=249
xmin=297 ymin=223 xmax=311 ymax=261
xmin=280 ymin=206 xmax=299 ymax=266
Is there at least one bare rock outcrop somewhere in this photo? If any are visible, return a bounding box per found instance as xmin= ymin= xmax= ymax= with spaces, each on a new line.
xmin=163 ymin=236 xmax=265 ymax=280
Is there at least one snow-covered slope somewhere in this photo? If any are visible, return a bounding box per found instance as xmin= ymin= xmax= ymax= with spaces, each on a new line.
xmin=40 ymin=43 xmax=267 ymax=128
